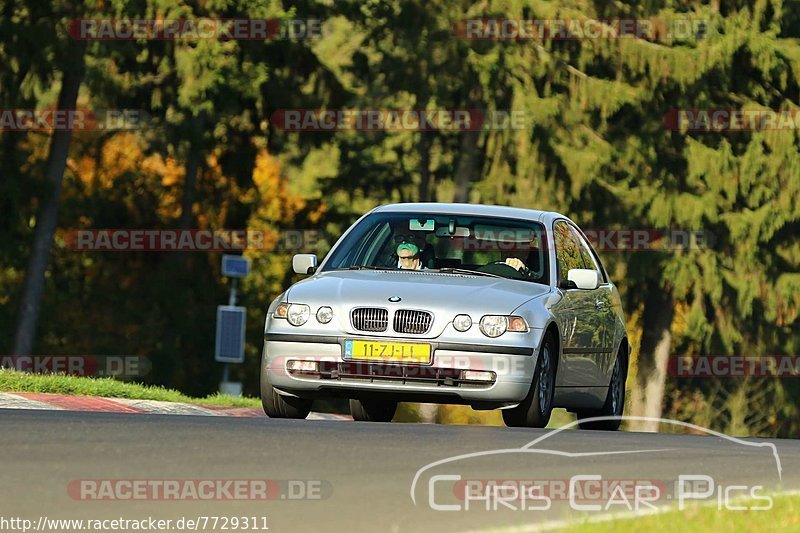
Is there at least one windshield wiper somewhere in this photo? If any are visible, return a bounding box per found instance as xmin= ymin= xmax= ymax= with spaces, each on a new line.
xmin=436 ymin=267 xmax=505 ymax=279
xmin=337 ymin=266 xmax=506 ymax=279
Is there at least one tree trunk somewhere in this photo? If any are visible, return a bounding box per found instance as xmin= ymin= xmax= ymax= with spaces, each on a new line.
xmin=453 ymin=83 xmax=483 ymax=203
xmin=417 ymin=403 xmax=438 ymax=424
xmin=417 ymin=130 xmax=432 ymax=201
xmin=179 ymin=112 xmax=205 ymax=229
xmin=13 ymin=40 xmax=86 ymax=356
xmin=629 ymin=284 xmax=674 ymax=431
xmin=453 ymin=129 xmax=480 ymax=203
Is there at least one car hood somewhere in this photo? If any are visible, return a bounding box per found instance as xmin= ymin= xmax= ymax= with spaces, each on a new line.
xmin=285 ymin=270 xmax=549 ymax=337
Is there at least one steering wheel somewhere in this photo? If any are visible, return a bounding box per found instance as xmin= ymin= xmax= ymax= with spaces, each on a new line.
xmin=476 ymin=261 xmax=528 ymax=279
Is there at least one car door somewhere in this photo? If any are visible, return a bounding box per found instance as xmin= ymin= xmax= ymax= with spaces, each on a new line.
xmin=551 ymin=220 xmax=604 ymax=387
xmin=570 ymin=224 xmax=616 ymax=385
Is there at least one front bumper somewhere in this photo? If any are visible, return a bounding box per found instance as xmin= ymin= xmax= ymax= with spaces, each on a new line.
xmin=262 ymin=332 xmax=541 ymax=406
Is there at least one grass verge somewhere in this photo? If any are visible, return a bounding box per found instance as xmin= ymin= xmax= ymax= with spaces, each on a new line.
xmin=0 ymin=369 xmax=576 ymax=426
xmin=0 ymin=369 xmax=260 ymax=408
xmin=559 ymin=492 xmax=799 ymax=532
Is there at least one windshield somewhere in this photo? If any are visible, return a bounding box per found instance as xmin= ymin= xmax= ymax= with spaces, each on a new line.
xmin=322 ymin=212 xmax=549 ymax=284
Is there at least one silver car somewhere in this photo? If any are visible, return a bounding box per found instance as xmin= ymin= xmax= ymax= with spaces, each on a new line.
xmin=261 ymin=203 xmax=628 ymax=429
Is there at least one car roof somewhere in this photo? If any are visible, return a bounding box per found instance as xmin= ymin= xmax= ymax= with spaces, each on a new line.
xmin=372 ymin=202 xmax=568 ymax=224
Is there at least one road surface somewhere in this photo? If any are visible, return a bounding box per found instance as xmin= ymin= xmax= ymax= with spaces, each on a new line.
xmin=2 ymin=409 xmax=798 ymax=532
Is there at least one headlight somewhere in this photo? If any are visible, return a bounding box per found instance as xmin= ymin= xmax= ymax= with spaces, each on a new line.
xmin=286 ymin=304 xmax=311 ymax=326
xmin=316 ymin=306 xmax=333 ymax=324
xmin=479 ymin=315 xmax=508 ymax=338
xmin=478 ymin=315 xmax=528 ymax=336
xmin=453 ymin=314 xmax=472 ymax=332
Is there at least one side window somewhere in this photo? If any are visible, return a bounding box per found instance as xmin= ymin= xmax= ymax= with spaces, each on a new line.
xmin=525 ymin=229 xmax=548 ymax=284
xmin=570 ymin=225 xmax=600 ymax=272
xmin=570 ymin=225 xmax=608 ymax=283
xmin=553 ymin=221 xmax=584 ymax=282
xmin=367 ymin=223 xmax=394 ymax=266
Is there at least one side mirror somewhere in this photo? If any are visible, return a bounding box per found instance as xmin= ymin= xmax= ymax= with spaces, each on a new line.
xmin=292 ymin=254 xmax=318 ymax=275
xmin=565 ymin=268 xmax=600 ymax=290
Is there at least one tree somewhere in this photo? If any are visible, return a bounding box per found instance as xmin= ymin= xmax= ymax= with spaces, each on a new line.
xmin=459 ymin=0 xmax=800 ymax=433
xmin=13 ymin=12 xmax=87 ymax=355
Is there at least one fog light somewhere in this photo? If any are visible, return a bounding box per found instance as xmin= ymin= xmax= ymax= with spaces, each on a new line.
xmin=453 ymin=314 xmax=472 ymax=332
xmin=316 ymin=306 xmax=333 ymax=324
xmin=288 ymin=360 xmax=318 ymax=372
xmin=461 ymin=370 xmax=496 ymax=382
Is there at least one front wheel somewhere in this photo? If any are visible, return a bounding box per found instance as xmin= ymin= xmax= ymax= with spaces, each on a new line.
xmin=349 ymin=399 xmax=397 ymax=422
xmin=261 ymin=370 xmax=312 ymax=419
xmin=502 ymin=333 xmax=556 ymax=428
xmin=576 ymin=346 xmax=627 ymax=431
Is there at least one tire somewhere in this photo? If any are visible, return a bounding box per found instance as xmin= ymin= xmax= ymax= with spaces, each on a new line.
xmin=577 ymin=346 xmax=627 ymax=431
xmin=349 ymin=399 xmax=397 ymax=422
xmin=502 ymin=333 xmax=556 ymax=428
xmin=261 ymin=369 xmax=312 ymax=419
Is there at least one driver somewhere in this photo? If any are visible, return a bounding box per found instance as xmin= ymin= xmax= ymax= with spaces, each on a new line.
xmin=501 ymin=250 xmax=531 ymax=276
xmin=499 ymin=231 xmax=541 ymax=276
xmin=397 ymin=242 xmax=424 ymax=270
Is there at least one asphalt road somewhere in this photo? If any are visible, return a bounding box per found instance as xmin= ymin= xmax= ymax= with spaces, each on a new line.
xmin=2 ymin=409 xmax=800 ymax=532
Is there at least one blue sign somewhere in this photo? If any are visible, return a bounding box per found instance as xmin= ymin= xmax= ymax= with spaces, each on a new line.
xmin=215 ymin=305 xmax=246 ymax=363
xmin=222 ymin=254 xmax=250 ymax=278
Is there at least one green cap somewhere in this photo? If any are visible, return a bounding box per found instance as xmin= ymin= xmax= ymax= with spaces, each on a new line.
xmin=396 ymin=242 xmax=420 ymax=256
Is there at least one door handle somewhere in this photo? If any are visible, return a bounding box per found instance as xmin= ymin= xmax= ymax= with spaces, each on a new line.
xmin=595 ymin=300 xmax=607 ymax=310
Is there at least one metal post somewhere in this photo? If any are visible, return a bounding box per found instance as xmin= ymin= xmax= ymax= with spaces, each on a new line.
xmin=217 ymin=255 xmax=249 ymax=397
xmin=228 ymin=277 xmax=238 ymax=306
xmin=221 ymin=277 xmax=237 ymax=393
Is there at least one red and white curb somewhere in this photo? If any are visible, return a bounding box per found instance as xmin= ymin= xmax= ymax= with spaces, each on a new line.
xmin=0 ymin=392 xmax=350 ymax=420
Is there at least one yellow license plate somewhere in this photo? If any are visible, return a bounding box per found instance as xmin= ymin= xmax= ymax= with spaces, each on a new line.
xmin=344 ymin=340 xmax=431 ymax=364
